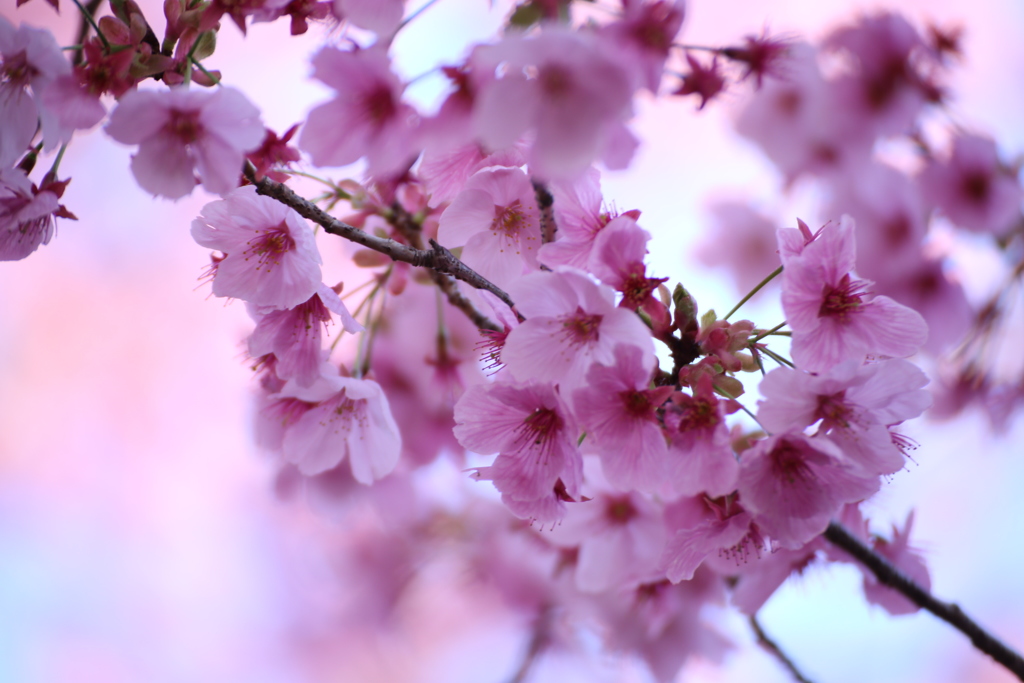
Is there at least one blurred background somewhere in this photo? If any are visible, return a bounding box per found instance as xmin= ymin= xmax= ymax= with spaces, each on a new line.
xmin=1 ymin=0 xmax=1023 ymax=681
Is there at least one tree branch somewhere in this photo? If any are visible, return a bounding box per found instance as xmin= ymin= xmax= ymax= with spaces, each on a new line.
xmin=244 ymin=165 xmax=515 ymax=331
xmin=824 ymin=521 xmax=1024 ymax=681
xmin=749 ymin=614 xmax=815 ymax=683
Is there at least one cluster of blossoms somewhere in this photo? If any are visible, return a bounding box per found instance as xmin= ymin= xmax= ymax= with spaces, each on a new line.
xmin=4 ymin=0 xmax=1023 ymax=680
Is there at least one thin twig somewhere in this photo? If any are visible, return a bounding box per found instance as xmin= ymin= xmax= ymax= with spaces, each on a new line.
xmin=824 ymin=521 xmax=1024 ymax=682
xmin=388 ymin=202 xmax=504 ymax=331
xmin=505 ymin=608 xmax=552 ymax=683
xmin=244 ymin=164 xmax=513 ymax=330
xmin=749 ymin=614 xmax=815 ymax=683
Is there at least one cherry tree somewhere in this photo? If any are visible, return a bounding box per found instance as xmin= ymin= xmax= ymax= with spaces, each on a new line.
xmin=2 ymin=1 xmax=1024 ymax=682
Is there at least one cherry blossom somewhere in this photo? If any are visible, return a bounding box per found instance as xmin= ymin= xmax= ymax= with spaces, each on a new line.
xmin=919 ymin=134 xmax=1023 ymax=235
xmin=436 ymin=165 xmax=542 ymax=288
xmin=106 ymin=86 xmax=264 ymax=199
xmin=757 ymin=359 xmax=931 ymax=476
xmin=737 ymin=432 xmax=878 ymax=548
xmin=501 ymin=268 xmax=657 ymax=393
xmin=471 ymin=28 xmax=636 ymax=180
xmin=0 ymin=168 xmax=70 ymax=261
xmin=249 ymin=283 xmax=363 ymax=388
xmin=299 ymin=45 xmax=418 ymax=177
xmin=0 ymin=17 xmax=70 ymax=167
xmin=191 ymin=185 xmax=322 ymax=308
xmin=779 ymin=215 xmax=928 ymax=372
xmin=572 ymin=344 xmax=672 ymax=493
xmin=278 ymin=371 xmax=402 ymax=483
xmin=453 ymin=380 xmax=582 ymax=523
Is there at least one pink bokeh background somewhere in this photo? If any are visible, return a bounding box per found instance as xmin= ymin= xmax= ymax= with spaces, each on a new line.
xmin=1 ymin=0 xmax=1023 ymax=681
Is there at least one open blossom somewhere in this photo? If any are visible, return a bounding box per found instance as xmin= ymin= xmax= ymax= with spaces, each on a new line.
xmin=546 ymin=462 xmax=667 ymax=592
xmin=663 ymin=375 xmax=739 ymax=499
xmin=471 ymin=28 xmax=636 ymax=180
xmin=662 ymin=493 xmax=762 ymax=583
xmin=278 ymin=372 xmax=401 ymax=484
xmin=300 ymin=45 xmax=418 ymax=177
xmin=572 ymin=344 xmax=673 ymax=493
xmin=779 ymin=215 xmax=928 ymax=372
xmin=453 ymin=380 xmax=582 ymax=523
xmin=600 ymin=0 xmax=686 ymax=92
xmin=106 ymin=86 xmax=264 ymax=199
xmin=757 ymin=359 xmax=931 ymax=476
xmin=1 ymin=18 xmax=71 ymax=167
xmin=191 ymin=186 xmax=322 ymax=308
xmin=0 ymin=169 xmax=71 ymax=261
xmin=737 ymin=433 xmax=879 ymax=548
xmin=501 ymin=268 xmax=657 ymax=393
xmin=436 ymin=166 xmax=542 ymax=289
xmin=249 ymin=283 xmax=363 ymax=388
xmin=918 ymin=134 xmax=1023 ymax=235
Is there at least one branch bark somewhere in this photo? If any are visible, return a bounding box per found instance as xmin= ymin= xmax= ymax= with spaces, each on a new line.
xmin=824 ymin=521 xmax=1024 ymax=681
xmin=244 ymin=165 xmax=514 ymax=331
xmin=749 ymin=614 xmax=815 ymax=683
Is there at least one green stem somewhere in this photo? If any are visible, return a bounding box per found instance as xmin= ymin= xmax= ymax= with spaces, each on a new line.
xmin=192 ymin=60 xmax=221 ymax=85
xmin=750 ymin=321 xmax=788 ymax=343
xmin=43 ymin=143 xmax=69 ymax=183
xmin=759 ymin=346 xmax=795 ymax=369
xmin=71 ymin=0 xmax=110 ymax=51
xmin=724 ymin=265 xmax=783 ymax=321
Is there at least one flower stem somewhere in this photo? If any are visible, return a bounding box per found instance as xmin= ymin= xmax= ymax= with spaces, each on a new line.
xmin=724 ymin=265 xmax=783 ymax=321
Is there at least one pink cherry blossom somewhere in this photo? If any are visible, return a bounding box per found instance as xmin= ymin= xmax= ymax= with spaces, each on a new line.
xmin=418 ymin=140 xmax=526 ymax=206
xmin=728 ymin=537 xmax=824 ymax=614
xmin=0 ymin=17 xmax=71 ymax=167
xmin=537 ymin=167 xmax=630 ymax=271
xmin=919 ymin=134 xmax=1023 ymax=235
xmin=662 ymin=493 xmax=763 ymax=583
xmin=757 ymin=359 xmax=931 ymax=476
xmin=0 ymin=168 xmax=66 ymax=261
xmin=587 ymin=215 xmax=667 ymax=310
xmin=501 ymin=268 xmax=657 ymax=393
xmin=736 ymin=43 xmax=872 ymax=182
xmin=663 ymin=375 xmax=739 ymax=498
xmin=471 ymin=28 xmax=636 ymax=180
xmin=191 ymin=185 xmax=323 ymax=308
xmin=249 ymin=283 xmax=363 ymax=388
xmin=600 ymin=0 xmax=686 ymax=92
xmin=737 ymin=433 xmax=878 ymax=548
xmin=106 ymin=86 xmax=264 ymax=199
xmin=545 ymin=462 xmax=666 ymax=592
xmin=825 ymin=12 xmax=934 ymax=138
xmin=279 ymin=372 xmax=402 ymax=483
xmin=436 ymin=165 xmax=542 ymax=289
xmin=334 ymin=0 xmax=406 ymax=35
xmin=299 ymin=45 xmax=418 ymax=177
xmin=453 ymin=380 xmax=582 ymax=523
xmin=779 ymin=215 xmax=928 ymax=372
xmin=572 ymin=344 xmax=672 ymax=493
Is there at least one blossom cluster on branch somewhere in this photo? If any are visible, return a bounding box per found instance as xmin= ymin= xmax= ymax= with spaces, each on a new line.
xmin=3 ymin=0 xmax=1024 ymax=681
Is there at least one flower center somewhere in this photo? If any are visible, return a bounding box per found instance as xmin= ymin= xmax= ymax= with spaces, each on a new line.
xmin=492 ymin=199 xmax=526 ymax=237
xmin=243 ymin=220 xmax=296 ymax=271
xmin=166 ymin=109 xmax=203 ymax=144
xmin=514 ymin=407 xmax=564 ymax=460
xmin=604 ymin=495 xmax=638 ymax=525
xmin=560 ymin=306 xmax=602 ymax=346
xmin=818 ymin=273 xmax=867 ymax=322
xmin=363 ymin=86 xmax=397 ymax=125
xmin=1 ymin=51 xmax=37 ymax=88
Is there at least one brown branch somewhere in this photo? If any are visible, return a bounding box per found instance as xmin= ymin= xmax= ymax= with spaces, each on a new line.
xmin=824 ymin=521 xmax=1024 ymax=681
xmin=244 ymin=165 xmax=514 ymax=331
xmin=532 ymin=179 xmax=556 ymax=244
xmin=387 ymin=202 xmax=504 ymax=330
xmin=749 ymin=614 xmax=815 ymax=683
